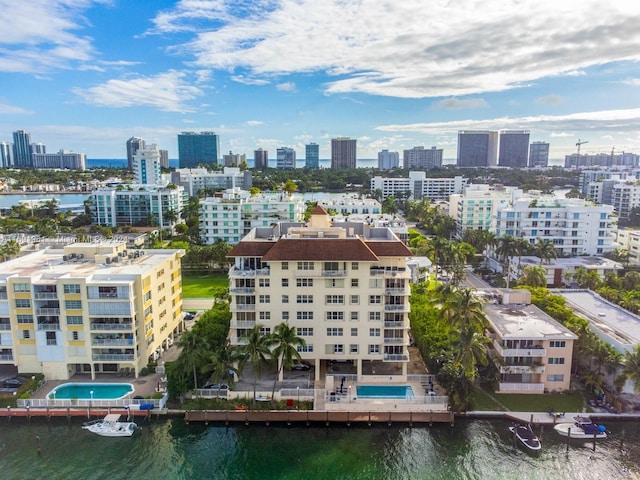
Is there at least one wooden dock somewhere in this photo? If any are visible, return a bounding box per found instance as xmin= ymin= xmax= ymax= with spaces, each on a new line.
xmin=0 ymin=406 xmax=158 ymax=420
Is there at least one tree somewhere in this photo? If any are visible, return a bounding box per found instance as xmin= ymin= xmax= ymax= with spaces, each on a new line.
xmin=621 ymin=345 xmax=640 ymax=393
xmin=283 ymin=179 xmax=297 ymax=196
xmin=495 ymin=235 xmax=518 ymax=287
xmin=440 ymin=287 xmax=487 ymax=333
xmin=519 ymin=265 xmax=547 ymax=288
xmin=174 ymin=329 xmax=211 ymax=392
xmin=237 ymin=324 xmax=273 ymax=401
xmin=0 ymin=239 xmax=20 ymax=261
xmin=269 ymin=322 xmax=306 ymax=399
xmin=207 ymin=344 xmax=240 ymax=389
xmin=534 ymin=239 xmax=556 ymax=265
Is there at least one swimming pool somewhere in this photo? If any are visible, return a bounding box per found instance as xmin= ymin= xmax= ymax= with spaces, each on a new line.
xmin=356 ymin=385 xmax=415 ymax=399
xmin=48 ymin=383 xmax=134 ymax=400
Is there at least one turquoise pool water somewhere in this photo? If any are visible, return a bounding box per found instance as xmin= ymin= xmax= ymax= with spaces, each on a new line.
xmin=48 ymin=383 xmax=134 ymax=400
xmin=356 ymin=385 xmax=414 ymax=399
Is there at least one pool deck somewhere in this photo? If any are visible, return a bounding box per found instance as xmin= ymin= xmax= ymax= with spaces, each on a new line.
xmin=31 ymin=372 xmax=163 ymax=400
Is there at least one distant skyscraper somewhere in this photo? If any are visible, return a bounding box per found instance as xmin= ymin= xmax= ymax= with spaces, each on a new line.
xmin=457 ymin=131 xmax=498 ymax=168
xmin=178 ymin=131 xmax=220 ymax=168
xmin=133 ymin=144 xmax=163 ymax=185
xmin=223 ymin=151 xmax=246 ymax=167
xmin=529 ymin=141 xmax=550 ymax=168
xmin=159 ymin=149 xmax=169 ymax=169
xmin=331 ymin=137 xmax=357 ymax=169
xmin=12 ymin=130 xmax=33 ymax=168
xmin=0 ymin=142 xmax=11 ymax=167
xmin=254 ymin=148 xmax=269 ymax=169
xmin=30 ymin=142 xmax=46 ymax=155
xmin=498 ymin=130 xmax=530 ymax=168
xmin=277 ymin=147 xmax=296 ymax=169
xmin=403 ymin=146 xmax=442 ymax=169
xmin=305 ymin=143 xmax=319 ymax=169
xmin=32 ymin=150 xmax=86 ymax=170
xmin=378 ymin=150 xmax=399 ymax=170
xmin=126 ymin=137 xmax=145 ymax=170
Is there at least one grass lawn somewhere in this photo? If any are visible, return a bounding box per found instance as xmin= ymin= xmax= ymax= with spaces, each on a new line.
xmin=182 ymin=273 xmax=228 ymax=298
xmin=471 ymin=386 xmax=586 ymax=412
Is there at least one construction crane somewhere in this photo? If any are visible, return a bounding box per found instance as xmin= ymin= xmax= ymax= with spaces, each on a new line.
xmin=576 ymin=139 xmax=588 ymax=156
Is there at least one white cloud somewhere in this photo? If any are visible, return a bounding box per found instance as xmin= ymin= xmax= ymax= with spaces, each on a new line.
xmin=276 ymin=82 xmax=296 ymax=92
xmin=621 ymin=78 xmax=640 ymax=86
xmin=151 ymin=0 xmax=640 ymax=99
xmin=432 ymin=98 xmax=488 ymax=110
xmin=0 ymin=101 xmax=33 ymax=115
xmin=244 ymin=120 xmax=263 ymax=126
xmin=73 ymin=70 xmax=203 ymax=112
xmin=536 ymin=95 xmax=564 ymax=105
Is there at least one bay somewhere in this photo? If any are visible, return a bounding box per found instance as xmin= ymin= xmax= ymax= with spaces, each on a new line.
xmin=0 ymin=417 xmax=637 ymax=479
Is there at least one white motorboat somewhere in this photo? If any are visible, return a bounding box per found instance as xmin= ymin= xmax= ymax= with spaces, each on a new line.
xmin=509 ymin=423 xmax=542 ymax=452
xmin=82 ymin=414 xmax=138 ymax=437
xmin=553 ymin=416 xmax=607 ymax=440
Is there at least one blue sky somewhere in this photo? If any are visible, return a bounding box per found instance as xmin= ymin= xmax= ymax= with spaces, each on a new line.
xmin=1 ymin=0 xmax=640 ymax=164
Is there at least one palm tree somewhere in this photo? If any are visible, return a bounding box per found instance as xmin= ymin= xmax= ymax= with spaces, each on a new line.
xmin=270 ymin=322 xmax=306 ymax=399
xmin=621 ymin=345 xmax=640 ymax=393
xmin=534 ymin=239 xmax=556 ymax=265
xmin=519 ymin=265 xmax=547 ymax=287
xmin=451 ymin=325 xmax=489 ymax=379
xmin=206 ymin=344 xmax=241 ymax=389
xmin=283 ymin=179 xmax=297 ymax=196
xmin=495 ymin=235 xmax=518 ymax=287
xmin=237 ymin=324 xmax=273 ymax=401
xmin=175 ymin=329 xmax=211 ymax=392
xmin=440 ymin=287 xmax=487 ymax=333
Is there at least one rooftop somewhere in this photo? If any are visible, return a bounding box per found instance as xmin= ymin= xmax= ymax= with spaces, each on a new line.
xmin=485 ymin=303 xmax=577 ymax=341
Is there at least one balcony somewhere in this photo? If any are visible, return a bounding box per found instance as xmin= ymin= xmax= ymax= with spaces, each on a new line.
xmin=230 ymin=287 xmax=255 ymax=294
xmin=92 ymin=338 xmax=134 ymax=346
xmin=383 ymin=337 xmax=405 ymax=344
xmin=231 ymin=321 xmax=257 ymax=329
xmin=37 ymin=323 xmax=61 ymax=331
xmin=493 ymin=341 xmax=546 ymax=357
xmin=232 ymin=304 xmax=256 ymax=311
xmin=384 ymin=304 xmax=409 ymax=312
xmin=90 ymin=322 xmax=134 ymax=331
xmin=322 ymin=270 xmax=347 ymax=277
xmin=0 ymin=323 xmax=11 ymax=331
xmin=229 ymin=268 xmax=270 ymax=278
xmin=383 ymin=353 xmax=409 ymax=362
xmin=384 ymin=288 xmax=408 ymax=295
xmin=92 ymin=353 xmax=136 ymax=362
xmin=34 ymin=292 xmax=59 ymax=299
xmin=498 ymin=382 xmax=545 ymax=393
xmin=384 ymin=321 xmax=405 ymax=328
xmin=37 ymin=308 xmax=60 ymax=316
xmin=499 ymin=364 xmax=545 ymax=374
xmin=0 ymin=354 xmax=14 ymax=361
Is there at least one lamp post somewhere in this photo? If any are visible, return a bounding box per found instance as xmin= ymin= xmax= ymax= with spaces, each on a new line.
xmin=297 ymin=386 xmax=300 ymax=410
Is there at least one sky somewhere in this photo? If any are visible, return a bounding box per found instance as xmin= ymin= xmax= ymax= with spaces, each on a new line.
xmin=1 ymin=0 xmax=640 ymax=164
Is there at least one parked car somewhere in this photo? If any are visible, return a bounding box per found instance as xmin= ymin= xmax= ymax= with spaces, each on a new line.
xmin=2 ymin=378 xmax=22 ymax=389
xmin=203 ymin=383 xmax=229 ymax=390
xmin=292 ymin=362 xmax=311 ymax=371
xmin=184 ymin=312 xmax=196 ymax=320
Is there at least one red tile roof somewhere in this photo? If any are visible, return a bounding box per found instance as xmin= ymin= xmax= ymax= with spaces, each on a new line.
xmin=227 ymin=242 xmax=275 ymax=258
xmin=310 ymin=204 xmax=329 ymax=215
xmin=261 ymin=238 xmax=379 ymax=261
xmin=365 ymin=242 xmax=414 ymax=257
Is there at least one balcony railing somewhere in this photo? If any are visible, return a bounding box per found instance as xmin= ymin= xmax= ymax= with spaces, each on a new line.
xmin=230 ymin=287 xmax=255 ymax=294
xmin=90 ymin=322 xmax=134 ymax=331
xmin=322 ymin=270 xmax=347 ymax=277
xmin=499 ymin=382 xmax=545 ymax=392
xmin=233 ymin=304 xmax=256 ymax=311
xmin=231 ymin=321 xmax=257 ymax=329
xmin=493 ymin=341 xmax=546 ymax=357
xmin=383 ymin=338 xmax=405 ymax=344
xmin=384 ymin=288 xmax=408 ymax=295
xmin=384 ymin=321 xmax=405 ymax=328
xmin=384 ymin=304 xmax=409 ymax=312
xmin=92 ymin=338 xmax=134 ymax=346
xmin=499 ymin=364 xmax=545 ymax=374
xmin=37 ymin=323 xmax=61 ymax=331
xmin=383 ymin=353 xmax=409 ymax=362
xmin=0 ymin=354 xmax=14 ymax=361
xmin=0 ymin=324 xmax=11 ymax=331
xmin=37 ymin=308 xmax=60 ymax=315
xmin=34 ymin=292 xmax=58 ymax=299
xmin=92 ymin=353 xmax=136 ymax=361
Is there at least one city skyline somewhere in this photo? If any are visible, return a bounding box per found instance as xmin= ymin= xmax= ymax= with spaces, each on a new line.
xmin=0 ymin=1 xmax=639 ymax=162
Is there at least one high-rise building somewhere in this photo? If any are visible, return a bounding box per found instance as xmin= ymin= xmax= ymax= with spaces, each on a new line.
xmin=305 ymin=143 xmax=319 ymax=169
xmin=12 ymin=130 xmax=33 ymax=168
xmin=178 ymin=131 xmax=220 ymax=168
xmin=32 ymin=150 xmax=86 ymax=170
xmin=378 ymin=150 xmax=399 ymax=170
xmin=254 ymin=148 xmax=269 ymax=169
xmin=126 ymin=137 xmax=146 ymax=170
xmin=223 ymin=151 xmax=246 ymax=167
xmin=133 ymin=144 xmax=163 ymax=185
xmin=529 ymin=141 xmax=550 ymax=168
xmin=277 ymin=147 xmax=296 ymax=169
xmin=171 ymin=167 xmax=252 ymax=196
xmin=457 ymin=131 xmax=498 ymax=167
xmin=30 ymin=142 xmax=46 ymax=155
xmin=498 ymin=130 xmax=530 ymax=168
xmin=0 ymin=142 xmax=11 ymax=167
xmin=159 ymin=149 xmax=169 ymax=169
xmin=403 ymin=146 xmax=442 ymax=170
xmin=331 ymin=137 xmax=357 ymax=169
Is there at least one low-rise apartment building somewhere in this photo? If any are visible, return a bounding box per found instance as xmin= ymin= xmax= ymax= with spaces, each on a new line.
xmin=0 ymin=242 xmax=184 ymax=380
xmin=227 ymin=206 xmax=413 ymax=380
xmin=370 ymin=172 xmax=467 ymax=201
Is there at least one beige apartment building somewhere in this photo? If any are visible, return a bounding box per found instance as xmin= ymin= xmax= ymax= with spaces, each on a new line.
xmin=227 ymin=206 xmax=413 ymax=380
xmin=0 ymin=242 xmax=184 ymax=380
xmin=484 ymin=290 xmax=577 ymax=393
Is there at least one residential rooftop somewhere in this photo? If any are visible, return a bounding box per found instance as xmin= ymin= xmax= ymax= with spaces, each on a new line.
xmin=484 ymin=303 xmax=578 ymax=341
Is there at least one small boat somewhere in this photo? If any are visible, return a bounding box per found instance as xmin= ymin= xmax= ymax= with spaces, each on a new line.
xmin=553 ymin=416 xmax=607 ymax=440
xmin=82 ymin=414 xmax=138 ymax=437
xmin=509 ymin=423 xmax=542 ymax=452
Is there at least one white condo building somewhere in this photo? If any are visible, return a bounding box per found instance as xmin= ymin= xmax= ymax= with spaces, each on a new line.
xmin=227 ymin=206 xmax=413 ymax=380
xmin=31 ymin=150 xmax=86 ymax=170
xmin=199 ymin=189 xmax=305 ymax=245
xmin=133 ymin=144 xmax=163 ymax=185
xmin=0 ymin=242 xmax=184 ymax=380
xmin=494 ymin=196 xmax=616 ymax=256
xmin=370 ymin=172 xmax=467 ymax=201
xmin=170 ymin=167 xmax=252 ymax=197
xmin=377 ymin=150 xmax=399 ymax=170
xmin=317 ymin=197 xmax=382 ymax=215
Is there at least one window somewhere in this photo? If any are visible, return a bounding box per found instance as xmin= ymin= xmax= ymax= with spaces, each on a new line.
xmin=297 ymin=327 xmax=314 ymax=336
xmin=297 ymin=261 xmax=314 ymax=270
xmin=46 ymin=331 xmax=57 ymax=346
xmin=259 ymin=312 xmax=271 ymax=320
xmin=350 ymin=328 xmax=358 ymax=336
xmin=350 ymin=344 xmax=359 ymax=353
xmin=333 ymin=344 xmax=344 ymax=353
xmin=351 ymin=279 xmax=359 ymax=287
xmin=350 ymin=312 xmax=359 ymax=321
xmin=66 ymin=316 xmax=83 ymax=325
xmin=15 ymin=299 xmax=31 ymax=309
xmin=369 ymin=344 xmax=380 ymax=354
xmin=282 ymin=262 xmax=288 ymax=270
xmin=282 ymin=295 xmax=289 ymax=304
xmin=350 ymin=295 xmax=359 ymax=305
xmin=547 ymin=374 xmax=564 ymax=382
xmin=297 ymin=344 xmax=314 ymax=353
xmin=327 ymin=327 xmax=344 ymax=336
xmin=63 ymin=284 xmax=81 ymax=294
xmin=549 ymin=340 xmax=566 ymax=348
xmin=282 ymin=311 xmax=289 ymax=321
xmin=259 ymin=295 xmax=271 ymax=304
xmin=369 ymin=295 xmax=382 ymax=304
xmin=22 ymin=330 xmax=30 ymax=339
xmin=65 ymin=300 xmax=82 ymax=310
xmin=282 ymin=279 xmax=289 ymax=288
xmin=297 ymin=311 xmax=314 ymax=320
xmin=548 ymin=357 xmax=565 ymax=365
xmin=296 ymin=278 xmax=314 ymax=287
xmin=325 ymin=295 xmax=344 ymax=304
xmin=259 ymin=327 xmax=271 ymax=335
xmin=323 ymin=261 xmax=339 ymax=271
xmin=143 ymin=291 xmax=152 ymax=302
xmin=13 ymin=283 xmax=30 ymax=293
xmin=326 ymin=311 xmax=344 ymax=321
xmin=351 ymin=262 xmax=359 ymax=270
xmin=297 ymin=295 xmax=313 ymax=304
xmin=259 ymin=278 xmax=270 ymax=287
xmin=369 ymin=312 xmax=381 ymax=321
xmin=325 ymin=279 xmax=344 ymax=288
xmin=369 ymin=328 xmax=381 ymax=337
xmin=72 ymin=331 xmax=79 ymax=341
xmin=369 ymin=279 xmax=383 ymax=288
xmin=17 ymin=315 xmax=33 ymax=324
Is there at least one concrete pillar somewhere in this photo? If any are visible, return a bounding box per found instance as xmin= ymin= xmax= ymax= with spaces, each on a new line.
xmin=357 ymin=358 xmax=363 ymax=376
xmin=402 ymin=361 xmax=407 ymax=376
xmin=315 ymin=359 xmax=321 ymax=382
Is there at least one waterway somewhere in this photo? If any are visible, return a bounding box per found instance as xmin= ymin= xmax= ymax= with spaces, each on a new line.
xmin=0 ymin=417 xmax=638 ymax=479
